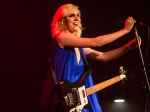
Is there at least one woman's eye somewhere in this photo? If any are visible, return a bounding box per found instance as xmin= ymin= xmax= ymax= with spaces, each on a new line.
xmin=68 ymin=14 xmax=75 ymax=17
xmin=68 ymin=13 xmax=81 ymax=18
xmin=77 ymin=14 xmax=80 ymax=17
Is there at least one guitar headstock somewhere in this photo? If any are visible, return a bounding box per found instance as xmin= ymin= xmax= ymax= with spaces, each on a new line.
xmin=119 ymin=66 xmax=127 ymax=80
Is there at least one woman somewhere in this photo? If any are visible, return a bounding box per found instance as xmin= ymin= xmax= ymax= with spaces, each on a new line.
xmin=41 ymin=4 xmax=140 ymax=112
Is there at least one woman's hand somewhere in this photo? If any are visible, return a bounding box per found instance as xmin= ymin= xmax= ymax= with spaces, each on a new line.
xmin=124 ymin=17 xmax=136 ymax=33
xmin=126 ymin=37 xmax=142 ymax=50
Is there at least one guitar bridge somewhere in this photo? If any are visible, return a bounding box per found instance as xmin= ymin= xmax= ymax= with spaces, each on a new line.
xmin=64 ymin=85 xmax=88 ymax=108
xmin=64 ymin=87 xmax=81 ymax=106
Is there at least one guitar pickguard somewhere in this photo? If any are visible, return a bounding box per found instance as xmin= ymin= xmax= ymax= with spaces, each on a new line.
xmin=64 ymin=85 xmax=88 ymax=112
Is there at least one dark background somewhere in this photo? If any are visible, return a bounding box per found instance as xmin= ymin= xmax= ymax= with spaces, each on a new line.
xmin=0 ymin=0 xmax=150 ymax=112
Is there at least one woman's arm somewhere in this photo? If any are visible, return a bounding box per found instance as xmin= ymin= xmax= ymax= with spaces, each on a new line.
xmin=84 ymin=37 xmax=141 ymax=62
xmin=57 ymin=17 xmax=136 ymax=48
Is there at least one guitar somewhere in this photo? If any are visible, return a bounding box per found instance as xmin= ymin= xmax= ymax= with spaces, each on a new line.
xmin=59 ymin=66 xmax=126 ymax=112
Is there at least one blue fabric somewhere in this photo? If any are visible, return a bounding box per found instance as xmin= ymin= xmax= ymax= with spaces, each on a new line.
xmin=50 ymin=38 xmax=102 ymax=112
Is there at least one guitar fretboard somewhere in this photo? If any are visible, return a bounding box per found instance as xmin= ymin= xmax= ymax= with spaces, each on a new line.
xmin=86 ymin=76 xmax=120 ymax=96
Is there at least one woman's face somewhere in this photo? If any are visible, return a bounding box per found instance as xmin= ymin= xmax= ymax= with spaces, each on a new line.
xmin=65 ymin=9 xmax=81 ymax=34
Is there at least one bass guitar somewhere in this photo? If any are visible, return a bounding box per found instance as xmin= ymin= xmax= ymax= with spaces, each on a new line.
xmin=59 ymin=66 xmax=126 ymax=112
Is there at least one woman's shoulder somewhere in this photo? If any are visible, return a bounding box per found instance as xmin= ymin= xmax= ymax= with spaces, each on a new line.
xmin=57 ymin=31 xmax=74 ymax=39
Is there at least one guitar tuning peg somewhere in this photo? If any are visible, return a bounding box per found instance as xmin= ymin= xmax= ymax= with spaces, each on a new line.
xmin=120 ymin=66 xmax=123 ymax=71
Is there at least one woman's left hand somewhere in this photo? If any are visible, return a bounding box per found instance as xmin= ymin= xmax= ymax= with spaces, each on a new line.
xmin=127 ymin=37 xmax=142 ymax=50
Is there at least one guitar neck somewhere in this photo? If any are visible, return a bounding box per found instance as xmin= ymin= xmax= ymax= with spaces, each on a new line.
xmin=86 ymin=76 xmax=121 ymax=96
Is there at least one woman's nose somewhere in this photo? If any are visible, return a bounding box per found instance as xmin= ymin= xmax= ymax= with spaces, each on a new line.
xmin=74 ymin=16 xmax=80 ymax=21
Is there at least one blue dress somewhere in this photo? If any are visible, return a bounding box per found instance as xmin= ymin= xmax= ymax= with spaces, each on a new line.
xmin=41 ymin=37 xmax=102 ymax=112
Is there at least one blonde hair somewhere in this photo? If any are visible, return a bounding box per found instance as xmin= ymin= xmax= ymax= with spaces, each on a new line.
xmin=51 ymin=4 xmax=83 ymax=37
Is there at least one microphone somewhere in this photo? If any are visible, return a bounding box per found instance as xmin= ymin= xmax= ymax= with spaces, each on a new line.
xmin=136 ymin=22 xmax=147 ymax=26
xmin=117 ymin=20 xmax=147 ymax=26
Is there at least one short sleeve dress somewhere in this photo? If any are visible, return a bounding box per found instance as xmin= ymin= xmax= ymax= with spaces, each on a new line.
xmin=40 ymin=37 xmax=102 ymax=112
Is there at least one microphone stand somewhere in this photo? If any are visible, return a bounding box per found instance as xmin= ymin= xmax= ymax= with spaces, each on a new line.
xmin=135 ymin=27 xmax=150 ymax=112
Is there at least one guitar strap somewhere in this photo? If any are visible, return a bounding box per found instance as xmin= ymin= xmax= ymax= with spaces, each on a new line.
xmin=49 ymin=33 xmax=60 ymax=85
xmin=78 ymin=48 xmax=92 ymax=73
xmin=49 ymin=59 xmax=58 ymax=85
